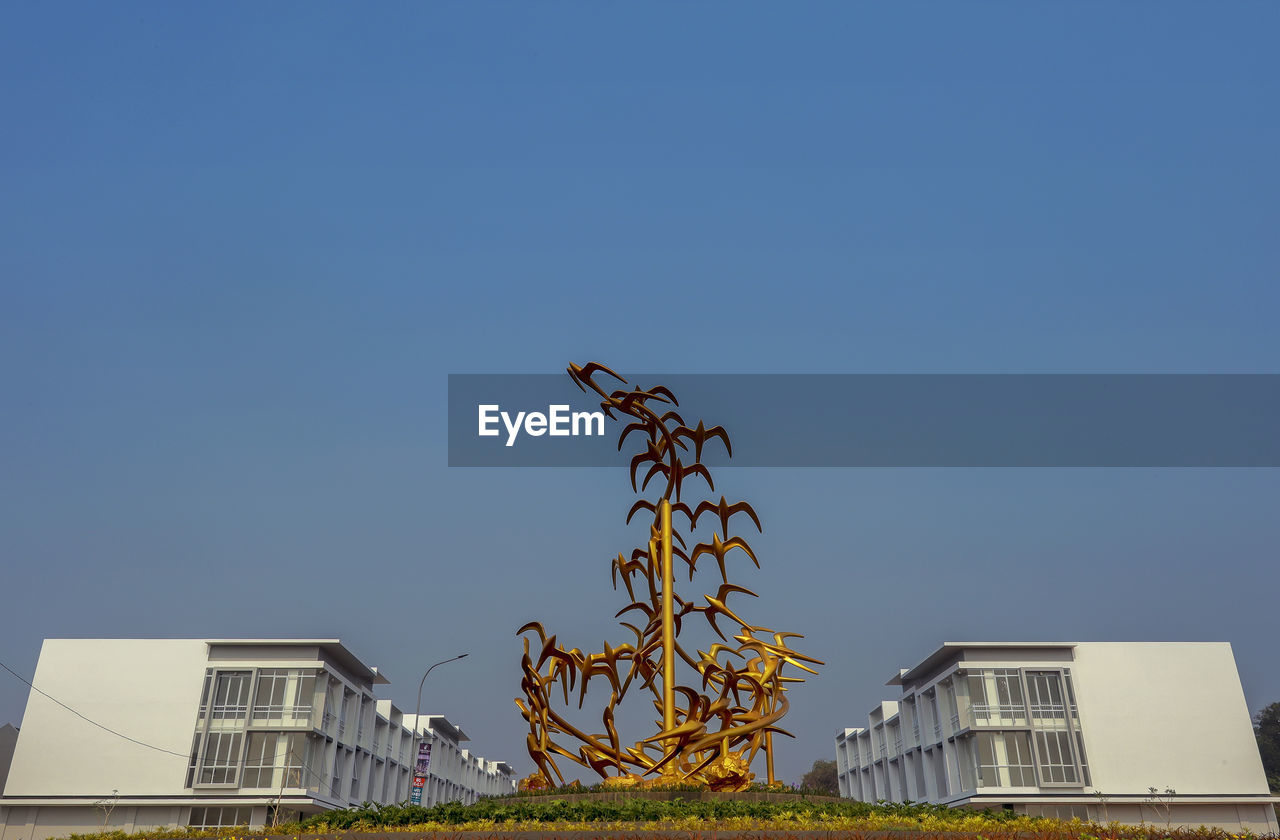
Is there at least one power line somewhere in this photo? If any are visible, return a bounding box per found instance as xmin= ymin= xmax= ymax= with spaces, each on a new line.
xmin=0 ymin=658 xmax=399 ymax=808
xmin=0 ymin=658 xmax=188 ymax=758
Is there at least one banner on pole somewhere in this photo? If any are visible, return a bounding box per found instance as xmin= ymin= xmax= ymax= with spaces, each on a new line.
xmin=409 ymin=740 xmax=432 ymax=804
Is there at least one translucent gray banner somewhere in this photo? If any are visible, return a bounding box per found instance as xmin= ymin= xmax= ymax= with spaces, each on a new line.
xmin=448 ymin=374 xmax=1280 ymax=467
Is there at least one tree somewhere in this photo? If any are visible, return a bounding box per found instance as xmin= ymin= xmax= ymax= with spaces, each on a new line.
xmin=1256 ymin=702 xmax=1280 ymax=792
xmin=801 ymin=759 xmax=839 ymax=795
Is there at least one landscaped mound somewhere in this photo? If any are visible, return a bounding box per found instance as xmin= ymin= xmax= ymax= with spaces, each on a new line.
xmin=62 ymin=793 xmax=1279 ymax=840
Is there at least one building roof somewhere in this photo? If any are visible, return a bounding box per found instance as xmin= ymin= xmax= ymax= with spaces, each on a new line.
xmin=425 ymin=714 xmax=469 ymax=744
xmin=204 ymin=639 xmax=390 ymax=685
xmin=404 ymin=713 xmax=470 ymax=744
xmin=868 ymin=699 xmax=899 ymax=720
xmin=887 ymin=641 xmax=1077 ymax=686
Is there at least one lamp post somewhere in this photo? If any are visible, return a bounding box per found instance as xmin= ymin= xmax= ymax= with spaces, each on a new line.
xmin=408 ymin=653 xmax=468 ymax=803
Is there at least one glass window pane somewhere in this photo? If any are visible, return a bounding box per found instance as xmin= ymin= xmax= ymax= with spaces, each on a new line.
xmin=975 ymin=732 xmax=1035 ymax=789
xmin=211 ymin=672 xmax=251 ymax=720
xmin=198 ymin=731 xmax=242 ymax=785
xmin=1005 ymin=672 xmax=1024 ymax=705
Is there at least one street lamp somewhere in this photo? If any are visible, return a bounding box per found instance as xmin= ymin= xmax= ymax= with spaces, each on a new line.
xmin=408 ymin=653 xmax=468 ymax=802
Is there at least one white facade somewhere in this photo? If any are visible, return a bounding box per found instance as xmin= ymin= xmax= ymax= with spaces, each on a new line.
xmin=0 ymin=639 xmax=516 ymax=840
xmin=836 ymin=642 xmax=1278 ymax=834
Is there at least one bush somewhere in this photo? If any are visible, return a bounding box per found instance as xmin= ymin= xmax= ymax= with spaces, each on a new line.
xmin=60 ymin=795 xmax=1280 ymax=840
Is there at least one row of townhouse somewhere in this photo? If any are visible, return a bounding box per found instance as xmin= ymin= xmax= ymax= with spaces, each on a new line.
xmin=0 ymin=639 xmax=517 ymax=840
xmin=402 ymin=715 xmax=514 ymax=806
xmin=836 ymin=642 xmax=1278 ymax=834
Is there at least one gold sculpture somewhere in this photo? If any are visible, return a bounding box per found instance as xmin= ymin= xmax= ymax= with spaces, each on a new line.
xmin=515 ymin=362 xmax=823 ymax=791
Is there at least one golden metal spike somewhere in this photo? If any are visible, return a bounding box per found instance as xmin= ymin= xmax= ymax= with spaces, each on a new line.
xmin=659 ymin=498 xmax=676 ymax=743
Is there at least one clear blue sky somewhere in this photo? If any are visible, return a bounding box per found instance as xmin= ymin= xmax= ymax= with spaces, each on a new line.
xmin=1 ymin=3 xmax=1277 ymax=786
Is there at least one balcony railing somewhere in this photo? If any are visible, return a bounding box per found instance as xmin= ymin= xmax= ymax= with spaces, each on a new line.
xmin=210 ymin=702 xmax=248 ymax=719
xmin=969 ymin=703 xmax=1028 ymax=725
xmin=251 ymin=703 xmax=314 ymax=724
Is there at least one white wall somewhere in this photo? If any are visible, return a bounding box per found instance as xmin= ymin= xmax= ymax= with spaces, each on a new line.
xmin=5 ymin=639 xmax=208 ymax=797
xmin=1 ymin=804 xmax=192 ymax=840
xmin=1071 ymin=642 xmax=1271 ymax=796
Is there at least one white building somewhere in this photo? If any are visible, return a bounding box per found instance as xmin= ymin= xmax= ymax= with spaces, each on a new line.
xmin=835 ymin=642 xmax=1278 ymax=834
xmin=0 ymin=639 xmax=516 ymax=840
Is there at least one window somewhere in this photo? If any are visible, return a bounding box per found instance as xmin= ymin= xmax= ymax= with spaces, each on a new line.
xmin=197 ymin=731 xmax=243 ymax=785
xmin=968 ymin=669 xmax=1028 ymax=726
xmin=975 ymin=731 xmax=1036 ymax=787
xmin=241 ymin=732 xmax=305 ymax=788
xmin=1026 ymin=671 xmax=1067 ymax=722
xmin=210 ymin=671 xmax=252 ymax=721
xmin=189 ymin=807 xmax=252 ymax=828
xmin=1034 ymin=730 xmax=1079 ymax=784
xmin=251 ymin=669 xmax=317 ymax=725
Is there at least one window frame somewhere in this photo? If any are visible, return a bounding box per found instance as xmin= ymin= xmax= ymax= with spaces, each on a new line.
xmin=196 ymin=730 xmax=245 ymax=787
xmin=1022 ymin=668 xmax=1085 ymax=788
